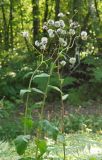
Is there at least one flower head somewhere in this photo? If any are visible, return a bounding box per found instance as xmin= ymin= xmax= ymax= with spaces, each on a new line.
xmin=59 ymin=38 xmax=67 ymax=47
xmin=48 ymin=29 xmax=55 ymax=37
xmin=43 ymin=25 xmax=48 ymax=30
xmin=41 ymin=37 xmax=48 ymax=45
xmin=69 ymin=29 xmax=75 ymax=35
xmin=69 ymin=57 xmax=76 ymax=65
xmin=56 ymin=28 xmax=66 ymax=35
xmin=35 ymin=40 xmax=40 ymax=47
xmin=55 ymin=21 xmax=60 ymax=28
xmin=48 ymin=19 xmax=54 ymax=26
xmin=59 ymin=20 xmax=65 ymax=28
xmin=81 ymin=31 xmax=87 ymax=40
xmin=22 ymin=31 xmax=29 ymax=38
xmin=58 ymin=12 xmax=65 ymax=17
xmin=60 ymin=60 xmax=66 ymax=67
xmin=40 ymin=44 xmax=46 ymax=50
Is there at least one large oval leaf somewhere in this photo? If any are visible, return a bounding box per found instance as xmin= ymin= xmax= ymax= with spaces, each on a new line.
xmin=14 ymin=135 xmax=30 ymax=155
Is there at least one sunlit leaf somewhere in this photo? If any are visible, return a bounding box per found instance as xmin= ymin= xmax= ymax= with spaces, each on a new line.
xmin=14 ymin=135 xmax=30 ymax=155
xmin=31 ymin=88 xmax=44 ymax=95
xmin=48 ymin=85 xmax=62 ymax=93
xmin=62 ymin=94 xmax=69 ymax=101
xmin=33 ymin=73 xmax=50 ymax=79
xmin=35 ymin=139 xmax=47 ymax=155
xmin=20 ymin=89 xmax=31 ymax=97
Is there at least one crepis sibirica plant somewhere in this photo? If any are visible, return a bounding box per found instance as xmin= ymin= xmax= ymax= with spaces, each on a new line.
xmin=16 ymin=12 xmax=88 ymax=160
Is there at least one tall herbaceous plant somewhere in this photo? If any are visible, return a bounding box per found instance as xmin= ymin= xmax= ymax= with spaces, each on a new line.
xmin=14 ymin=12 xmax=88 ymax=160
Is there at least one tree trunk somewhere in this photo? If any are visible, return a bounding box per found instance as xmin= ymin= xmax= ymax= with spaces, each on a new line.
xmin=1 ymin=0 xmax=9 ymax=50
xmin=9 ymin=0 xmax=13 ymax=51
xmin=72 ymin=0 xmax=83 ymax=21
xmin=55 ymin=0 xmax=60 ymax=20
xmin=88 ymin=0 xmax=101 ymax=53
xmin=32 ymin=0 xmax=40 ymax=44
xmin=43 ymin=0 xmax=49 ymax=22
xmin=19 ymin=0 xmax=24 ymax=30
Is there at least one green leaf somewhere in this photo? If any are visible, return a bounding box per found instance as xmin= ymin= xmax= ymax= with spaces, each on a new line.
xmin=31 ymin=102 xmax=42 ymax=109
xmin=93 ymin=67 xmax=102 ymax=82
xmin=23 ymin=72 xmax=33 ymax=79
xmin=35 ymin=139 xmax=47 ymax=155
xmin=62 ymin=94 xmax=69 ymax=101
xmin=31 ymin=88 xmax=44 ymax=95
xmin=33 ymin=73 xmax=50 ymax=79
xmin=20 ymin=89 xmax=31 ymax=97
xmin=39 ymin=120 xmax=59 ymax=141
xmin=14 ymin=135 xmax=30 ymax=155
xmin=48 ymin=85 xmax=62 ymax=93
xmin=62 ymin=77 xmax=77 ymax=86
xmin=23 ymin=117 xmax=33 ymax=130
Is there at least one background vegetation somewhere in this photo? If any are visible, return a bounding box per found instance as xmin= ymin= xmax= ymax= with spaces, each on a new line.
xmin=0 ymin=0 xmax=102 ymax=159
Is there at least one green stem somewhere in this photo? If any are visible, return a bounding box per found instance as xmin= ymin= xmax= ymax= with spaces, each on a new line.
xmin=40 ymin=63 xmax=54 ymax=119
xmin=40 ymin=54 xmax=61 ymax=120
xmin=24 ymin=59 xmax=43 ymax=135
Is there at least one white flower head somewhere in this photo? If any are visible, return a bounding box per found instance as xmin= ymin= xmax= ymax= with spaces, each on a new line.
xmin=60 ymin=60 xmax=66 ymax=67
xmin=59 ymin=38 xmax=67 ymax=47
xmin=48 ymin=19 xmax=54 ymax=26
xmin=69 ymin=29 xmax=75 ymax=35
xmin=43 ymin=25 xmax=48 ymax=30
xmin=63 ymin=41 xmax=67 ymax=46
xmin=35 ymin=40 xmax=40 ymax=47
xmin=57 ymin=28 xmax=66 ymax=35
xmin=41 ymin=37 xmax=48 ymax=45
xmin=70 ymin=21 xmax=80 ymax=28
xmin=22 ymin=31 xmax=29 ymax=38
xmin=48 ymin=29 xmax=54 ymax=34
xmin=55 ymin=21 xmax=60 ymax=28
xmin=56 ymin=28 xmax=62 ymax=34
xmin=81 ymin=31 xmax=87 ymax=40
xmin=61 ymin=29 xmax=66 ymax=35
xmin=58 ymin=12 xmax=65 ymax=17
xmin=40 ymin=44 xmax=46 ymax=50
xmin=48 ymin=29 xmax=55 ymax=38
xmin=69 ymin=57 xmax=76 ymax=65
xmin=49 ymin=33 xmax=55 ymax=38
xmin=59 ymin=20 xmax=65 ymax=28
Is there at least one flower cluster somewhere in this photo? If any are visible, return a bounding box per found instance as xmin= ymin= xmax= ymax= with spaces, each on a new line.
xmin=35 ymin=12 xmax=88 ymax=68
xmin=35 ymin=37 xmax=48 ymax=50
xmin=22 ymin=31 xmax=29 ymax=38
xmin=42 ymin=16 xmax=66 ymax=39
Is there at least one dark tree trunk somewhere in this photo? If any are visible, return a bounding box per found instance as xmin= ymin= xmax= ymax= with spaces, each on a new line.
xmin=9 ymin=0 xmax=13 ymax=51
xmin=72 ymin=0 xmax=83 ymax=21
xmin=19 ymin=0 xmax=24 ymax=30
xmin=43 ymin=0 xmax=49 ymax=22
xmin=1 ymin=0 xmax=9 ymax=50
xmin=88 ymin=0 xmax=101 ymax=53
xmin=32 ymin=0 xmax=40 ymax=44
xmin=55 ymin=0 xmax=60 ymax=20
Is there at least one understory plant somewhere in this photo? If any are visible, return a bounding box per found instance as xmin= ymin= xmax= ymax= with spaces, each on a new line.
xmin=14 ymin=11 xmax=88 ymax=160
